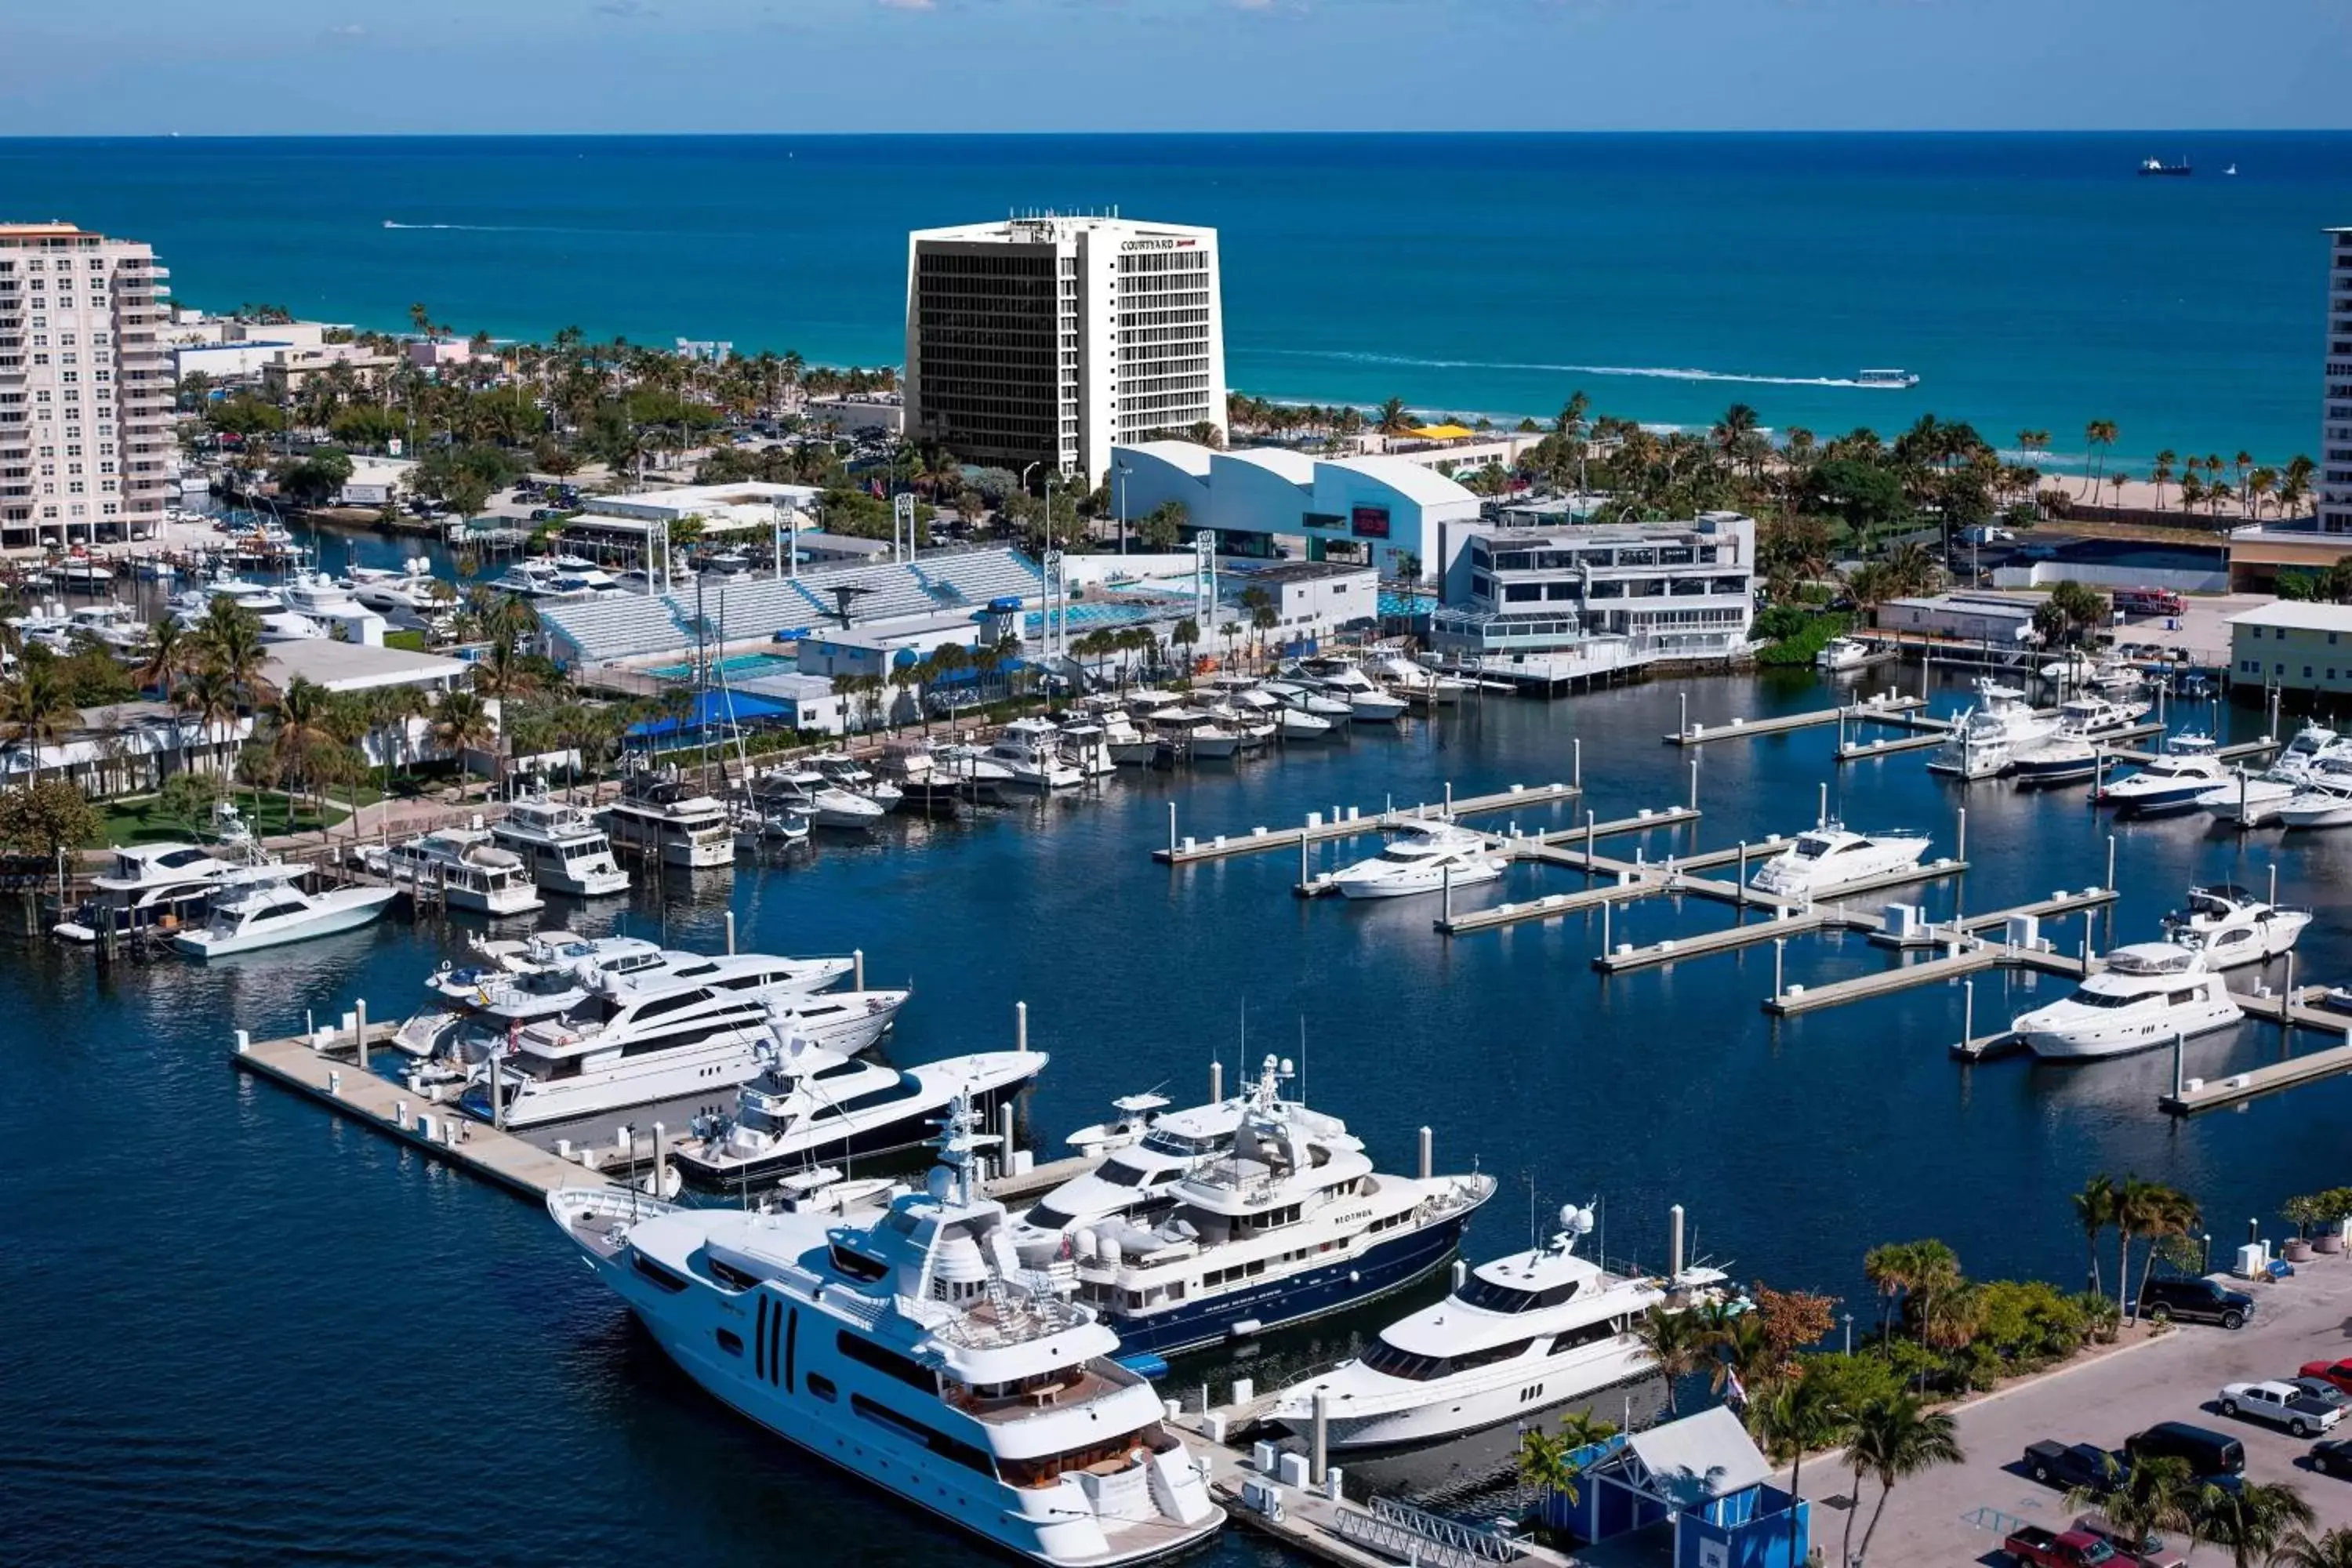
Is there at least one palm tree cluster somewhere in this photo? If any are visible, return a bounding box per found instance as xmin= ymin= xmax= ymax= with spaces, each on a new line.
xmin=2070 ymin=1173 xmax=2201 ymax=1319
xmin=2067 ymin=1452 xmax=2332 ymax=1568
xmin=1224 ymin=393 xmax=1370 ymax=445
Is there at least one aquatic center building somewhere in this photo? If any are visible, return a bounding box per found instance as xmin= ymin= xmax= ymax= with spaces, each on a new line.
xmin=906 ymin=214 xmax=1226 ymax=488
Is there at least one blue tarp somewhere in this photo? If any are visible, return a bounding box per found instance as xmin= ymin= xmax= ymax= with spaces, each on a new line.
xmin=626 ymin=688 xmax=797 ymax=739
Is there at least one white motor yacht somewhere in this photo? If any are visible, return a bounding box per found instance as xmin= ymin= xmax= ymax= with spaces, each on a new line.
xmin=2278 ymin=769 xmax=2352 ymax=829
xmin=2013 ymin=943 xmax=2243 ymax=1060
xmin=381 ymin=826 xmax=545 ymax=916
xmin=492 ymin=788 xmax=630 ymax=896
xmin=1926 ymin=680 xmax=2054 ymax=779
xmin=1264 ymin=680 xmax=1352 ymax=721
xmin=2160 ymin=884 xmax=2312 ymax=970
xmin=1054 ymin=718 xmax=1120 ymax=779
xmin=672 ymin=1021 xmax=1049 ymax=1188
xmin=1748 ymin=825 xmax=1932 ymax=898
xmin=985 ymin=718 xmax=1084 ymax=789
xmin=1080 ymin=702 xmax=1158 ymax=768
xmin=1328 ymin=821 xmax=1508 ymax=901
xmin=2098 ymin=743 xmax=2227 ymax=814
xmin=54 ymin=840 xmax=301 ymax=942
xmin=1064 ymin=1093 xmax=1174 ymax=1159
xmin=2202 ymin=729 xmax=2343 ymax=825
xmin=347 ymin=558 xmax=450 ymax=623
xmin=545 ymin=1102 xmax=1224 ymax=1568
xmin=1313 ymin=663 xmax=1410 ymax=724
xmin=172 ymin=881 xmax=398 ymax=957
xmin=931 ymin=743 xmax=1024 ymax=801
xmin=463 ymin=979 xmax=909 ymax=1127
xmin=749 ymin=764 xmax=888 ymax=829
xmin=276 ymin=568 xmax=367 ymax=618
xmin=1368 ymin=654 xmax=1467 ymax=704
xmin=808 ymin=752 xmax=906 ymax=811
xmin=603 ymin=768 xmax=735 ymax=867
xmin=1815 ymin=636 xmax=1875 ymax=672
xmin=1148 ymin=706 xmax=1244 ymax=762
xmin=2009 ymin=695 xmax=2151 ymax=786
xmin=1014 ymin=1055 xmax=1495 ymax=1358
xmin=1268 ymin=1206 xmax=1737 ymax=1450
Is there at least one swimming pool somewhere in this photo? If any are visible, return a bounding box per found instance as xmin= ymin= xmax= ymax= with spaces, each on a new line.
xmin=645 ymin=652 xmax=800 ymax=682
xmin=1022 ymin=601 xmax=1168 ymax=636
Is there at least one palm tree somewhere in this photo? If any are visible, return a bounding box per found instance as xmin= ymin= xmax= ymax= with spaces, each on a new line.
xmin=136 ymin=616 xmax=196 ymax=702
xmin=267 ymin=675 xmax=339 ymax=815
xmin=430 ymin=689 xmax=497 ymax=776
xmin=2201 ymin=1479 xmax=2316 ymax=1568
xmin=2071 ymin=1174 xmax=2116 ymax=1296
xmin=1750 ymin=1373 xmax=1848 ymax=1568
xmin=2 ymin=655 xmax=81 ymax=783
xmin=1863 ymin=1241 xmax=1918 ymax=1339
xmin=1844 ymin=1394 xmax=1964 ymax=1566
xmin=2127 ymin=1182 xmax=2202 ymax=1314
xmin=195 ymin=597 xmax=274 ymax=704
xmin=2152 ymin=448 xmax=2177 ymax=510
xmin=2112 ymin=1175 xmax=2156 ymax=1315
xmin=177 ymin=664 xmax=243 ymax=796
xmin=1376 ymin=397 xmax=1413 ymax=435
xmin=1515 ymin=1429 xmax=1581 ymax=1508
xmin=1635 ymin=1306 xmax=1713 ymax=1416
xmin=1708 ymin=1307 xmax=1774 ymax=1406
xmin=1171 ymin=618 xmax=1200 ymax=679
xmin=2084 ymin=419 xmax=2118 ymax=499
xmin=2275 ymin=1526 xmax=2352 ymax=1568
xmin=2066 ymin=1455 xmax=2201 ymax=1563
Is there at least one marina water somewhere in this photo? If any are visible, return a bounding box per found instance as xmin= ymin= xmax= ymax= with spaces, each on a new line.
xmin=5 ymin=666 xmax=2350 ymax=1560
xmin=9 ymin=132 xmax=2352 ymax=463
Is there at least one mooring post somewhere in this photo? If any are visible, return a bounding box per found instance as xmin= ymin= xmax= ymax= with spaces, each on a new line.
xmin=1817 ymin=781 xmax=1828 ymax=829
xmin=1210 ymin=1059 xmax=1223 ymax=1102
xmin=1679 ymin=691 xmax=1688 ymax=739
xmin=1000 ymin=1100 xmax=1015 ymax=1156
xmin=354 ymin=997 xmax=369 ymax=1071
xmin=2286 ymin=950 xmax=2299 ymax=1032
xmin=854 ymin=948 xmax=866 ymax=990
xmin=1585 ymin=808 xmax=1596 ymax=866
xmin=1418 ymin=1126 xmax=1432 ymax=1181
xmin=1311 ymin=1391 xmax=1330 ymax=1487
xmin=1962 ymin=978 xmax=1975 ymax=1054
xmin=2172 ymin=1032 xmax=2186 ymax=1100
xmin=724 ymin=909 xmax=736 ymax=956
xmin=1442 ymin=862 xmax=1454 ymax=927
xmin=1687 ymin=757 xmax=1699 ymax=813
xmin=1300 ymin=832 xmax=1310 ymax=891
xmin=1444 ymin=779 xmax=1454 ymax=818
xmin=1167 ymin=801 xmax=1177 ymax=857
xmin=1956 ymin=805 xmax=1967 ymax=864
xmin=1601 ymin=895 xmax=1612 ymax=955
xmin=1572 ymin=736 xmax=1582 ymax=792
xmin=2105 ymin=834 xmax=2117 ymax=893
xmin=1736 ymin=842 xmax=1748 ymax=912
xmin=1773 ymin=937 xmax=1786 ymax=997
xmin=2269 ymin=862 xmax=2279 ymax=911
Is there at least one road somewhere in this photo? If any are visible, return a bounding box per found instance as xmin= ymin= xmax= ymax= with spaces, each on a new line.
xmin=1787 ymin=1250 xmax=2352 ymax=1565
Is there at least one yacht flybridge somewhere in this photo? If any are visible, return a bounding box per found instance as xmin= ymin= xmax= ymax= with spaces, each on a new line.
xmin=1327 ymin=820 xmax=1508 ymax=900
xmin=2013 ymin=942 xmax=2242 ymax=1061
xmin=1011 ymin=1056 xmax=1496 ymax=1357
xmin=1748 ymin=824 xmax=1930 ymax=898
xmin=1268 ymin=1204 xmax=1738 ymax=1450
xmin=546 ymin=1101 xmax=1224 ymax=1568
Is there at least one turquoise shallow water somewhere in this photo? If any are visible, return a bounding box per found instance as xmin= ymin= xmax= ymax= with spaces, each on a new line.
xmin=8 ymin=132 xmax=2349 ymax=466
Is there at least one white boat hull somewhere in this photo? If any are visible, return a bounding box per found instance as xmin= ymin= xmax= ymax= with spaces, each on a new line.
xmin=1335 ymin=858 xmax=1505 ymax=901
xmin=1301 ymin=1339 xmax=1652 ymax=1450
xmin=2021 ymin=998 xmax=2242 ymax=1060
xmin=2281 ymin=800 xmax=2352 ymax=830
xmin=172 ymin=887 xmax=398 ymax=957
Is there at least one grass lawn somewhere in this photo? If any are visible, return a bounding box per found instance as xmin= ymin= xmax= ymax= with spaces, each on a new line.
xmin=92 ymin=789 xmax=360 ymax=847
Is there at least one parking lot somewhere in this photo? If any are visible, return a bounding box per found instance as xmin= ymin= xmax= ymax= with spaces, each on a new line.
xmin=1784 ymin=1253 xmax=2352 ymax=1563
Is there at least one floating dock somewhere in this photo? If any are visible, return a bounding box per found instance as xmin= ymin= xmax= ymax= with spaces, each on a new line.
xmin=1156 ymin=781 xmax=1582 ymax=866
xmin=2161 ymin=990 xmax=2352 ymax=1115
xmin=1663 ymin=692 xmax=1929 ymax=746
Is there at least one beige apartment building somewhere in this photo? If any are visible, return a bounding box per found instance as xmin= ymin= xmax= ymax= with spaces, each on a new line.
xmin=0 ymin=222 xmax=175 ymax=550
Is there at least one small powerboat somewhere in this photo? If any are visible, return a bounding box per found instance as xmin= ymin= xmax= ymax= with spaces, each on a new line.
xmin=1329 ymin=821 xmax=1506 ymax=901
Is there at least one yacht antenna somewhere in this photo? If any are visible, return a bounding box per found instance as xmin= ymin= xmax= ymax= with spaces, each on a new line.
xmin=1526 ymin=1171 xmax=1537 ymax=1254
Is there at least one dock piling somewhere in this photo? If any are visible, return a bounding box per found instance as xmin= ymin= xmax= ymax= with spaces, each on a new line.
xmin=1817 ymin=782 xmax=1828 ymax=830
xmin=724 ymin=910 xmax=736 ymax=955
xmin=1016 ymin=1000 xmax=1029 ymax=1052
xmin=854 ymin=949 xmax=866 ymax=990
xmin=1310 ymin=1392 xmax=1329 ymax=1486
xmin=1586 ymin=809 xmax=1597 ymax=865
xmin=2285 ymin=952 xmax=2299 ymax=1040
xmin=2269 ymin=862 xmax=2279 ymax=911
xmin=1956 ymin=806 xmax=1967 ymax=865
xmin=1000 ymin=1102 xmax=1015 ymax=1156
xmin=1669 ymin=1203 xmax=1686 ymax=1277
xmin=1444 ymin=779 xmax=1454 ymax=818
xmin=651 ymin=1121 xmax=666 ymax=1193
xmin=1300 ymin=833 xmax=1309 ymax=890
xmin=1168 ymin=802 xmax=1177 ymax=857
xmin=1773 ymin=937 xmax=1786 ymax=998
xmin=1687 ymin=757 xmax=1699 ymax=812
xmin=1961 ymin=979 xmax=1974 ymax=1054
xmin=1441 ymin=862 xmax=1454 ymax=926
xmin=1601 ymin=896 xmax=1611 ymax=955
xmin=2106 ymin=834 xmax=2116 ymax=893
xmin=2172 ymin=1032 xmax=2186 ymax=1101
xmin=1573 ymin=737 xmax=1582 ymax=791
xmin=1211 ymin=1059 xmax=1223 ymax=1102
xmin=1679 ymin=691 xmax=1689 ymax=739
xmin=355 ymin=998 xmax=368 ymax=1071
xmin=1417 ymin=1126 xmax=1432 ymax=1181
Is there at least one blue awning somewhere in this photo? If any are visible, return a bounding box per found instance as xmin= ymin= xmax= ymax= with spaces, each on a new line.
xmin=626 ymin=688 xmax=797 ymax=739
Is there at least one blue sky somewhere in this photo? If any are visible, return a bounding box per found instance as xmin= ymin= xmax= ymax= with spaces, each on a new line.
xmin=9 ymin=0 xmax=2350 ymax=135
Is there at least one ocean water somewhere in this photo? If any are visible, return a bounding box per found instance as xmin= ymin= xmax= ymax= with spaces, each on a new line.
xmin=8 ymin=669 xmax=2352 ymax=1563
xmin=6 ymin=132 xmax=2349 ymax=466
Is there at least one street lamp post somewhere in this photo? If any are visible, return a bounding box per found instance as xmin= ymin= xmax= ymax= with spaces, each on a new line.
xmin=1116 ymin=461 xmax=1130 ymax=556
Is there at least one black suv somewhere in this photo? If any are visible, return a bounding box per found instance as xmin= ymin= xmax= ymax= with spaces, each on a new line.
xmin=2138 ymin=1275 xmax=2254 ymax=1330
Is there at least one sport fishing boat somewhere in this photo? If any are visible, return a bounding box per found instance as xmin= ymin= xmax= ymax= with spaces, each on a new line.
xmin=747 ymin=764 xmax=888 ymax=830
xmin=1748 ymin=825 xmax=1931 ymax=898
xmin=492 ymin=786 xmax=630 ymax=896
xmin=379 ymin=826 xmax=544 ymax=916
xmin=1011 ymin=1055 xmax=1496 ymax=1358
xmin=2160 ymin=885 xmax=2311 ymax=970
xmin=1814 ymin=636 xmax=1875 ymax=673
xmin=1328 ymin=820 xmax=1508 ymax=901
xmin=603 ymin=766 xmax=734 ymax=868
xmin=2278 ymin=768 xmax=2352 ymax=830
xmin=545 ymin=1102 xmax=1225 ymax=1567
xmin=672 ymin=1022 xmax=1048 ymax=1189
xmin=807 ymin=752 xmax=906 ymax=811
xmin=2201 ymin=728 xmax=2343 ymax=825
xmin=1148 ymin=706 xmax=1245 ymax=764
xmin=462 ymin=977 xmax=909 ymax=1127
xmin=53 ymin=840 xmax=301 ymax=942
xmin=2097 ymin=739 xmax=2227 ymax=814
xmin=1266 ymin=1204 xmax=1738 ymax=1450
xmin=172 ymin=880 xmax=399 ymax=958
xmin=1064 ymin=1093 xmax=1174 ymax=1160
xmin=2013 ymin=943 xmax=2242 ymax=1061
xmin=1262 ymin=680 xmax=1353 ymax=721
xmin=1926 ymin=679 xmax=2054 ymax=779
xmin=984 ymin=718 xmax=1084 ymax=789
xmin=1308 ymin=662 xmax=1410 ymax=724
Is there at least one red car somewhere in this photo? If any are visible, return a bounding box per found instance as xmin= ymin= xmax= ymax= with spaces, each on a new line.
xmin=2301 ymin=1359 xmax=2352 ymax=1396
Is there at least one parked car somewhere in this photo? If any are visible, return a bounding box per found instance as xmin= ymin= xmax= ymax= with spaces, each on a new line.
xmin=2301 ymin=1358 xmax=2352 ymax=1396
xmin=2005 ymin=1525 xmax=2118 ymax=1567
xmin=2310 ymin=1438 xmax=2352 ymax=1479
xmin=2125 ymin=1421 xmax=2247 ymax=1479
xmin=2138 ymin=1276 xmax=2254 ymax=1329
xmin=2024 ymin=1440 xmax=2129 ymax=1492
xmin=2218 ymin=1381 xmax=2342 ymax=1437
xmin=2071 ymin=1514 xmax=2187 ymax=1568
xmin=2289 ymin=1377 xmax=2352 ymax=1411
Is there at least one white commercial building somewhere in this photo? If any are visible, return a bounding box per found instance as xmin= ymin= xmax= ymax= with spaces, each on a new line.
xmin=906 ymin=213 xmax=1225 ymax=488
xmin=1876 ymin=590 xmax=2039 ymax=644
xmin=0 ymin=222 xmax=174 ymax=549
xmin=1430 ymin=514 xmax=1756 ymax=690
xmin=2325 ymin=227 xmax=2352 ymax=535
xmin=1222 ymin=561 xmax=1380 ymax=641
xmin=1112 ymin=441 xmax=1478 ymax=583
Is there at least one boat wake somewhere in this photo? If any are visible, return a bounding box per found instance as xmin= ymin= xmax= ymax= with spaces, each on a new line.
xmin=1259 ymin=347 xmax=1899 ymax=390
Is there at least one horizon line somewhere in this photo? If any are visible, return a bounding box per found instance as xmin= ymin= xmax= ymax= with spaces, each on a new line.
xmin=3 ymin=127 xmax=2350 ymax=142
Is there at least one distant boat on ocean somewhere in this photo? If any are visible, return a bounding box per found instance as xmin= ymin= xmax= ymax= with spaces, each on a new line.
xmin=2226 ymin=163 xmax=2239 ymax=176
xmin=2139 ymin=156 xmax=2193 ymax=177
xmin=1856 ymin=368 xmax=1921 ymax=389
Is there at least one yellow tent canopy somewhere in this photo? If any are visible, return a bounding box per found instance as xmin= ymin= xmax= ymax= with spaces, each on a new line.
xmin=1405 ymin=423 xmax=1478 ymax=441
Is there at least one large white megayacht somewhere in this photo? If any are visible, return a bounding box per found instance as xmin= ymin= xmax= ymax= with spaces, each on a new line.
xmin=547 ymin=1098 xmax=1224 ymax=1568
xmin=1268 ymin=1204 xmax=1738 ymax=1450
xmin=1008 ymin=1056 xmax=1496 ymax=1358
xmin=1746 ymin=824 xmax=1931 ymax=898
xmin=2012 ymin=942 xmax=2243 ymax=1061
xmin=53 ymin=839 xmax=302 ymax=942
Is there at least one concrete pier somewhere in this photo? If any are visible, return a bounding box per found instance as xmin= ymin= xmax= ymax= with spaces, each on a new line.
xmin=1664 ymin=692 xmax=1929 ymax=746
xmin=1158 ymin=781 xmax=1580 ymax=866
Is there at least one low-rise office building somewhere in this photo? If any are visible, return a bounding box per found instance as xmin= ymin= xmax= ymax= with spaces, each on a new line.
xmin=1428 ymin=513 xmax=1756 ymax=688
xmin=1876 ymin=590 xmax=2039 ymax=644
xmin=1222 ymin=561 xmax=1379 ymax=640
xmin=2230 ymin=601 xmax=2352 ymax=696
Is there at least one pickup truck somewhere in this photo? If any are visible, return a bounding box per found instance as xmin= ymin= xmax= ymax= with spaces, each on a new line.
xmin=2005 ymin=1525 xmax=2118 ymax=1567
xmin=2024 ymin=1439 xmax=2128 ymax=1492
xmin=2071 ymin=1514 xmax=2188 ymax=1568
xmin=2218 ymin=1380 xmax=2344 ymax=1436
